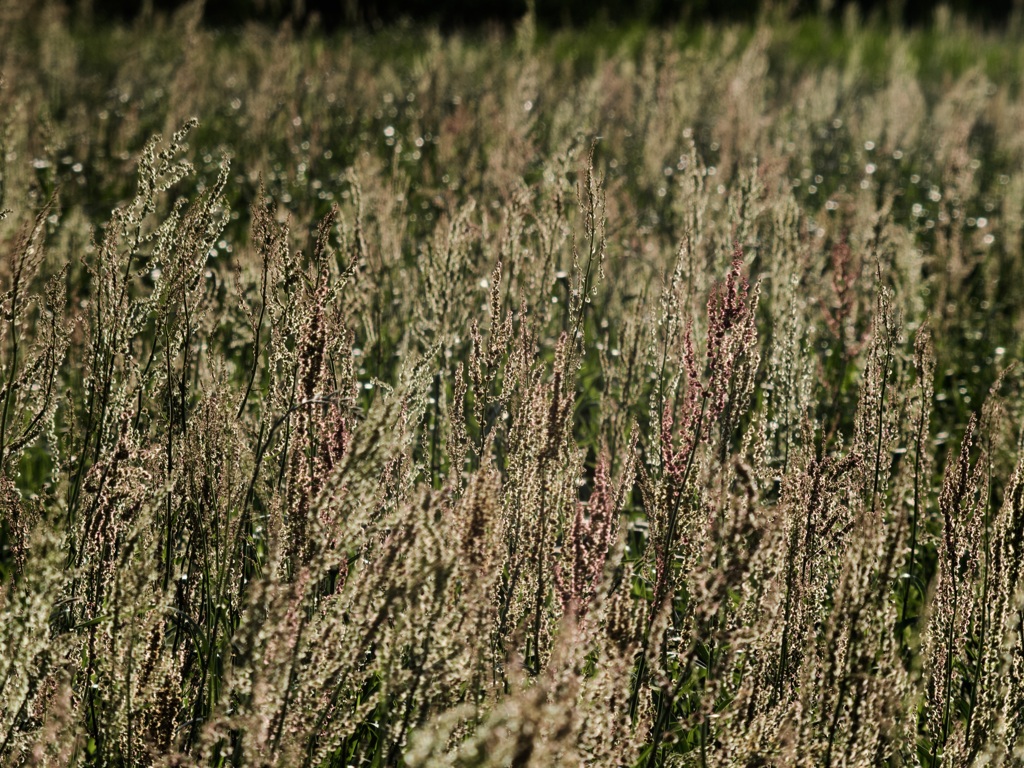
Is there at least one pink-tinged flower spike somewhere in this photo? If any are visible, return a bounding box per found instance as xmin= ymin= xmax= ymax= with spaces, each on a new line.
xmin=555 ymin=454 xmax=617 ymax=618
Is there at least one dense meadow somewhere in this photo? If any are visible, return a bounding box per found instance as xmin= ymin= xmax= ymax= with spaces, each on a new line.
xmin=3 ymin=2 xmax=1024 ymax=765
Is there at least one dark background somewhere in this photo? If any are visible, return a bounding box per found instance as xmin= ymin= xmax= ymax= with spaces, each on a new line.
xmin=83 ymin=0 xmax=1024 ymax=30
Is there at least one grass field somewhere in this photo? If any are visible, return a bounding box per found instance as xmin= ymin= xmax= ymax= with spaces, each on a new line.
xmin=3 ymin=2 xmax=1024 ymax=765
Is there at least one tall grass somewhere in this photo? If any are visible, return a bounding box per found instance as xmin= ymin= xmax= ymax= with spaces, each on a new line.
xmin=2 ymin=2 xmax=1024 ymax=765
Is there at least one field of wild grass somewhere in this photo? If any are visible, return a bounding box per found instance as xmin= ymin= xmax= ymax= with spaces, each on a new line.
xmin=4 ymin=2 xmax=1024 ymax=765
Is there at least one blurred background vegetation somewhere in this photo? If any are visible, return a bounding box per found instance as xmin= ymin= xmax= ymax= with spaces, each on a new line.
xmin=69 ymin=0 xmax=1024 ymax=30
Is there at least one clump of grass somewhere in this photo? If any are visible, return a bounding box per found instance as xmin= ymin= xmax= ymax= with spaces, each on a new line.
xmin=4 ymin=4 xmax=1024 ymax=766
